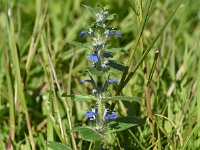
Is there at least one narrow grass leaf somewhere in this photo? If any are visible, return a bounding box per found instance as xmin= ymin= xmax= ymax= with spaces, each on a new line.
xmin=123 ymin=2 xmax=181 ymax=89
xmin=182 ymin=121 xmax=200 ymax=150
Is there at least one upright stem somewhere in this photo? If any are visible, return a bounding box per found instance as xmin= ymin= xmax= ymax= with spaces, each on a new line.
xmin=97 ymin=98 xmax=103 ymax=129
xmin=136 ymin=0 xmax=154 ymax=146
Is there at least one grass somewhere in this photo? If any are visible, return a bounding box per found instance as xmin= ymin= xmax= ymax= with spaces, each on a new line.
xmin=0 ymin=0 xmax=200 ymax=149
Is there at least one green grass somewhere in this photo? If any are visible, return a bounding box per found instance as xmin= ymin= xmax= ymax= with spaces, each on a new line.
xmin=0 ymin=0 xmax=200 ymax=149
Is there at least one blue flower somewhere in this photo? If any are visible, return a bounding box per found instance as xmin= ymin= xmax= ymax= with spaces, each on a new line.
xmin=80 ymin=79 xmax=90 ymax=84
xmin=85 ymin=108 xmax=97 ymax=119
xmin=108 ymin=31 xmax=122 ymax=38
xmin=103 ymin=109 xmax=117 ymax=120
xmin=85 ymin=111 xmax=95 ymax=118
xmin=108 ymin=78 xmax=120 ymax=85
xmin=80 ymin=75 xmax=96 ymax=88
xmin=79 ymin=31 xmax=88 ymax=37
xmin=105 ymin=111 xmax=117 ymax=120
xmin=88 ymin=51 xmax=98 ymax=63
xmin=79 ymin=29 xmax=94 ymax=38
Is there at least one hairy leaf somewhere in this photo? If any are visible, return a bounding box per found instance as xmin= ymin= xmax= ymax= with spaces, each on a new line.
xmin=82 ymin=4 xmax=96 ymax=15
xmin=107 ymin=117 xmax=143 ymax=133
xmin=82 ymin=67 xmax=104 ymax=76
xmin=65 ymin=39 xmax=91 ymax=49
xmin=108 ymin=96 xmax=140 ymax=102
xmin=72 ymin=126 xmax=104 ymax=141
xmin=47 ymin=141 xmax=72 ymax=150
xmin=108 ymin=60 xmax=125 ymax=71
xmin=62 ymin=94 xmax=95 ymax=101
xmin=105 ymin=48 xmax=127 ymax=54
xmin=106 ymin=14 xmax=117 ymax=21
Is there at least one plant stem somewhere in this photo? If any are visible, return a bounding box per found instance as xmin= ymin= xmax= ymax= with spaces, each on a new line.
xmin=136 ymin=0 xmax=154 ymax=146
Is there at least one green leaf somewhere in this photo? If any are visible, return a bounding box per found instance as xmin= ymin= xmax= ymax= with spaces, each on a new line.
xmin=47 ymin=141 xmax=72 ymax=150
xmin=72 ymin=126 xmax=104 ymax=141
xmin=107 ymin=117 xmax=143 ymax=133
xmin=65 ymin=39 xmax=91 ymax=49
xmin=104 ymin=48 xmax=127 ymax=54
xmin=62 ymin=94 xmax=95 ymax=101
xmin=108 ymin=96 xmax=140 ymax=102
xmin=82 ymin=4 xmax=96 ymax=15
xmin=106 ymin=14 xmax=117 ymax=21
xmin=108 ymin=60 xmax=125 ymax=71
xmin=82 ymin=67 xmax=104 ymax=76
xmin=103 ymin=5 xmax=111 ymax=11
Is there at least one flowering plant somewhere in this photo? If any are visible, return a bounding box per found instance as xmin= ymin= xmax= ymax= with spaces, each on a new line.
xmin=64 ymin=5 xmax=141 ymax=149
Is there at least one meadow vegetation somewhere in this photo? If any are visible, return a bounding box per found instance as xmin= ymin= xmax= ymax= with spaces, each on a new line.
xmin=0 ymin=0 xmax=200 ymax=149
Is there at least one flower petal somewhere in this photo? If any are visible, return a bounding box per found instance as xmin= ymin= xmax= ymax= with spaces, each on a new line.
xmin=85 ymin=111 xmax=95 ymax=118
xmin=108 ymin=78 xmax=120 ymax=85
xmin=79 ymin=31 xmax=88 ymax=37
xmin=88 ymin=51 xmax=98 ymax=63
xmin=105 ymin=111 xmax=117 ymax=120
xmin=108 ymin=31 xmax=122 ymax=38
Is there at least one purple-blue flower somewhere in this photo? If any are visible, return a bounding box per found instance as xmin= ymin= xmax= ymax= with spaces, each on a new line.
xmin=80 ymin=79 xmax=90 ymax=84
xmin=79 ymin=30 xmax=94 ymax=37
xmin=88 ymin=51 xmax=98 ymax=63
xmin=105 ymin=111 xmax=117 ymax=120
xmin=85 ymin=108 xmax=97 ymax=119
xmin=85 ymin=111 xmax=95 ymax=118
xmin=108 ymin=78 xmax=120 ymax=85
xmin=108 ymin=31 xmax=122 ymax=38
xmin=79 ymin=31 xmax=88 ymax=37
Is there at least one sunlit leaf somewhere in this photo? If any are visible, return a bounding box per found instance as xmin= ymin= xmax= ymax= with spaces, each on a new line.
xmin=72 ymin=126 xmax=104 ymax=141
xmin=107 ymin=117 xmax=143 ymax=133
xmin=108 ymin=96 xmax=140 ymax=103
xmin=82 ymin=67 xmax=105 ymax=76
xmin=106 ymin=14 xmax=117 ymax=21
xmin=47 ymin=141 xmax=72 ymax=150
xmin=65 ymin=39 xmax=91 ymax=49
xmin=82 ymin=4 xmax=96 ymax=15
xmin=62 ymin=94 xmax=95 ymax=101
xmin=105 ymin=48 xmax=127 ymax=54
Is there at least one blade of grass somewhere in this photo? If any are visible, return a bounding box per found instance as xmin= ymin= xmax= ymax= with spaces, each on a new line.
xmin=7 ymin=7 xmax=35 ymax=150
xmin=4 ymin=49 xmax=15 ymax=143
xmin=25 ymin=0 xmax=49 ymax=73
xmin=128 ymin=129 xmax=146 ymax=150
xmin=66 ymin=48 xmax=78 ymax=150
xmin=117 ymin=0 xmax=154 ymax=95
xmin=112 ymin=0 xmax=155 ymax=111
xmin=122 ymin=1 xmax=182 ymax=91
xmin=147 ymin=51 xmax=159 ymax=85
xmin=182 ymin=121 xmax=200 ymax=150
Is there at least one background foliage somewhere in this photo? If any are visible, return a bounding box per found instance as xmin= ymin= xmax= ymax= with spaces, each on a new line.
xmin=0 ymin=0 xmax=200 ymax=149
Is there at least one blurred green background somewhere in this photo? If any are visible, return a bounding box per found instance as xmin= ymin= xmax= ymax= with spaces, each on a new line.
xmin=0 ymin=0 xmax=200 ymax=149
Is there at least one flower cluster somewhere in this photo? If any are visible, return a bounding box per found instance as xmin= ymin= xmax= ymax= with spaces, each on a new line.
xmin=79 ymin=5 xmax=122 ymax=130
